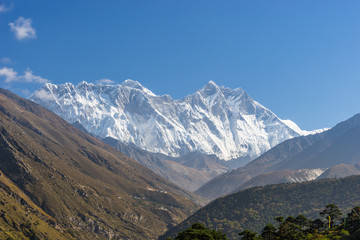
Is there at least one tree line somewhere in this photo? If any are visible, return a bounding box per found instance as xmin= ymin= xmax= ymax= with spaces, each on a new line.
xmin=161 ymin=176 xmax=360 ymax=239
xmin=167 ymin=204 xmax=360 ymax=240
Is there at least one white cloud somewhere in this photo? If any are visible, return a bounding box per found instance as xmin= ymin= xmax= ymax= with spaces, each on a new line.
xmin=96 ymin=78 xmax=115 ymax=84
xmin=0 ymin=67 xmax=49 ymax=84
xmin=0 ymin=4 xmax=11 ymax=14
xmin=33 ymin=89 xmax=55 ymax=101
xmin=9 ymin=17 xmax=36 ymax=40
xmin=0 ymin=67 xmax=17 ymax=82
xmin=22 ymin=68 xmax=49 ymax=83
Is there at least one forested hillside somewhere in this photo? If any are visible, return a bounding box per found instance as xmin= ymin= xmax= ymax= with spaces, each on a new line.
xmin=162 ymin=175 xmax=360 ymax=239
xmin=167 ymin=204 xmax=360 ymax=240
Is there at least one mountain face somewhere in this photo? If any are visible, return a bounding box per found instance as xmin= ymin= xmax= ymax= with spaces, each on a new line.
xmin=196 ymin=113 xmax=360 ymax=199
xmin=195 ymin=133 xmax=324 ymax=199
xmin=0 ymin=88 xmax=202 ymax=239
xmin=29 ymin=80 xmax=315 ymax=164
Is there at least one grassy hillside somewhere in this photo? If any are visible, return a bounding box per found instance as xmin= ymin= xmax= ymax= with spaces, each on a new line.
xmin=0 ymin=170 xmax=74 ymax=240
xmin=162 ymin=175 xmax=360 ymax=239
xmin=0 ymin=88 xmax=202 ymax=239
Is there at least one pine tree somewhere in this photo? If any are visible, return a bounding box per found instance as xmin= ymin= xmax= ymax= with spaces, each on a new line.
xmin=320 ymin=203 xmax=342 ymax=228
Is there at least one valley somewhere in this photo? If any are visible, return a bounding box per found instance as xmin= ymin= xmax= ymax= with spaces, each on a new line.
xmin=1 ymin=1 xmax=358 ymax=239
xmin=0 ymin=82 xmax=358 ymax=239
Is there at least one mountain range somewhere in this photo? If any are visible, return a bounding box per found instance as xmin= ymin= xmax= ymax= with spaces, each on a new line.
xmin=0 ymin=88 xmax=203 ymax=239
xmin=29 ymin=80 xmax=320 ymax=165
xmin=29 ymin=80 xmax=326 ymax=192
xmin=29 ymin=80 xmax=360 ymax=201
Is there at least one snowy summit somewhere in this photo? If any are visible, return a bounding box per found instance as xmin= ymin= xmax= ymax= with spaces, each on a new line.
xmin=30 ymin=80 xmax=321 ymax=164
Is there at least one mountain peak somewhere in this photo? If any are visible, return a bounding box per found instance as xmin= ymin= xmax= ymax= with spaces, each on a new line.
xmin=204 ymin=80 xmax=219 ymax=89
xmin=77 ymin=80 xmax=93 ymax=86
xmin=76 ymin=81 xmax=94 ymax=90
xmin=43 ymin=82 xmax=57 ymax=91
xmin=121 ymin=79 xmax=156 ymax=96
xmin=207 ymin=80 xmax=218 ymax=87
xmin=122 ymin=79 xmax=143 ymax=88
xmin=199 ymin=80 xmax=221 ymax=96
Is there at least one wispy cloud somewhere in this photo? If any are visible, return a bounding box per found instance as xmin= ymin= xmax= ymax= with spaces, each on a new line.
xmin=96 ymin=78 xmax=115 ymax=84
xmin=22 ymin=68 xmax=49 ymax=83
xmin=9 ymin=17 xmax=36 ymax=40
xmin=0 ymin=57 xmax=13 ymax=64
xmin=0 ymin=67 xmax=17 ymax=82
xmin=0 ymin=4 xmax=11 ymax=14
xmin=0 ymin=67 xmax=49 ymax=84
xmin=32 ymin=88 xmax=56 ymax=101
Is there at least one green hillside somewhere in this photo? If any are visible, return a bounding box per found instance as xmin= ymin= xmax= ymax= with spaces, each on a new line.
xmin=0 ymin=170 xmax=74 ymax=240
xmin=162 ymin=175 xmax=360 ymax=239
xmin=168 ymin=204 xmax=360 ymax=240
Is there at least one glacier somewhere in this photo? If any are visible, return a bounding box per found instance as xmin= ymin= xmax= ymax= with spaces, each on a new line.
xmin=29 ymin=80 xmax=320 ymax=163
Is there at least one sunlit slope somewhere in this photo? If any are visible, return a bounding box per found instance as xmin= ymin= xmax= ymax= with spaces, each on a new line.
xmin=0 ymin=169 xmax=74 ymax=239
xmin=0 ymin=88 xmax=201 ymax=239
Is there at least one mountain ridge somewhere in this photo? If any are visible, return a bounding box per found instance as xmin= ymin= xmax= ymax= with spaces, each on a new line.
xmin=29 ymin=80 xmax=322 ymax=165
xmin=196 ymin=113 xmax=360 ymax=199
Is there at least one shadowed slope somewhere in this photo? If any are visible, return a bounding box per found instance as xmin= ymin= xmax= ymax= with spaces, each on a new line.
xmin=102 ymin=137 xmax=228 ymax=192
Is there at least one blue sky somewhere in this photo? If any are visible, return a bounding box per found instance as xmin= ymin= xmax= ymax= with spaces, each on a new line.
xmin=0 ymin=0 xmax=359 ymax=130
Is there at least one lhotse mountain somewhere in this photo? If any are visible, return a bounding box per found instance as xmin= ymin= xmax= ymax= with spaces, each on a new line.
xmin=30 ymin=80 xmax=320 ymax=166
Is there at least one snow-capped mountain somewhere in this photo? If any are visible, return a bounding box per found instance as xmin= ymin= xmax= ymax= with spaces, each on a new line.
xmin=29 ymin=80 xmax=317 ymax=162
